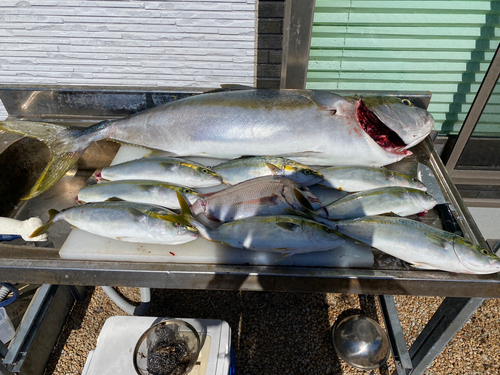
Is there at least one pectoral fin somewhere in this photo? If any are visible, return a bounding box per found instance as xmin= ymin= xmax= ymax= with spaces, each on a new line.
xmin=266 ymin=163 xmax=282 ymax=175
xmin=158 ymin=162 xmax=176 ymax=170
xmin=381 ymin=167 xmax=394 ymax=180
xmin=292 ymin=188 xmax=315 ymax=211
xmin=409 ymin=262 xmax=440 ymax=270
xmin=275 ymin=222 xmax=301 ymax=231
xmin=425 ymin=233 xmax=449 ymax=248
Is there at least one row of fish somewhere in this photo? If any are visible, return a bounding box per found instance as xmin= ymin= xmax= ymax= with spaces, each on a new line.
xmin=80 ymin=155 xmax=436 ymax=221
xmin=29 ymin=154 xmax=500 ymax=274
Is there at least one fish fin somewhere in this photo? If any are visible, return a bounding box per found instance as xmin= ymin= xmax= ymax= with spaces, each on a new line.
xmin=409 ymin=262 xmax=440 ymax=270
xmin=30 ymin=209 xmax=59 ymax=238
xmin=275 ymin=251 xmax=294 ymax=261
xmin=105 ymin=197 xmax=125 ymax=202
xmin=136 ymin=184 xmax=156 ymax=192
xmin=143 ymin=150 xmax=175 ymax=158
xmin=24 ymin=150 xmax=84 ymax=200
xmin=266 ymin=163 xmax=282 ymax=175
xmin=158 ymin=162 xmax=176 ymax=170
xmin=203 ymin=84 xmax=254 ymax=94
xmin=292 ymin=188 xmax=315 ymax=211
xmin=176 ymin=191 xmax=193 ymax=219
xmin=0 ymin=120 xmax=107 ymax=199
xmin=175 ymin=191 xmax=211 ymax=238
xmin=381 ymin=167 xmax=394 ymax=180
xmin=425 ymin=233 xmax=448 ymax=248
xmin=275 ymin=222 xmax=301 ymax=231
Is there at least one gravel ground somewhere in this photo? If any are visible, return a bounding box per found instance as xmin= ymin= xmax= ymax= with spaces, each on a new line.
xmin=42 ymin=287 xmax=500 ymax=375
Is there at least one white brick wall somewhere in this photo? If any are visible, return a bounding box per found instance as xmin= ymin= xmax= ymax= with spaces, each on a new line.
xmin=0 ymin=0 xmax=257 ymax=119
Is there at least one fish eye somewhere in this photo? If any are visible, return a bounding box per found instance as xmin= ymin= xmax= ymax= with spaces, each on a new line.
xmin=303 ymin=170 xmax=311 ymax=175
xmin=481 ymin=248 xmax=490 ymax=256
xmin=199 ymin=167 xmax=209 ymax=174
xmin=323 ymin=227 xmax=334 ymax=233
xmin=297 ymin=186 xmax=307 ymax=191
xmin=402 ymin=99 xmax=412 ymax=107
xmin=182 ymin=188 xmax=192 ymax=194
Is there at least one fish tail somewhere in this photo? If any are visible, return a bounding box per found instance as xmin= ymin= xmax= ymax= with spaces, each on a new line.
xmin=29 ymin=209 xmax=59 ymax=238
xmin=0 ymin=120 xmax=111 ymax=199
xmin=175 ymin=191 xmax=212 ymax=239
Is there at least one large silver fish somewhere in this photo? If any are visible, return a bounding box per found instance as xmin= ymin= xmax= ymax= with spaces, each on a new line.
xmin=318 ymin=166 xmax=427 ymax=192
xmin=190 ymin=175 xmax=324 ymax=223
xmin=212 ymin=156 xmax=323 ymax=186
xmin=30 ymin=201 xmax=198 ymax=245
xmin=77 ymin=180 xmax=201 ymax=209
xmin=0 ymin=89 xmax=434 ymax=198
xmin=188 ymin=214 xmax=345 ymax=258
xmin=328 ymin=215 xmax=500 ymax=274
xmin=321 ymin=187 xmax=437 ymax=219
xmin=96 ymin=157 xmax=222 ymax=188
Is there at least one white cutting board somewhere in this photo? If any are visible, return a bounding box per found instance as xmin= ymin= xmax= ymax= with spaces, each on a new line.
xmin=59 ymin=145 xmax=374 ymax=268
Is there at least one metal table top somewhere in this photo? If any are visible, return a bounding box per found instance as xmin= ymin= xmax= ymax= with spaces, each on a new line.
xmin=0 ymin=86 xmax=497 ymax=298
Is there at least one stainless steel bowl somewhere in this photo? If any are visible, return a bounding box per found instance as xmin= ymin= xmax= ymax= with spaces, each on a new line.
xmin=332 ymin=314 xmax=389 ymax=370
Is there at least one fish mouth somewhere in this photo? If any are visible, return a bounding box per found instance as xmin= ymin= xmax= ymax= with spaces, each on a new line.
xmin=355 ymin=99 xmax=410 ymax=155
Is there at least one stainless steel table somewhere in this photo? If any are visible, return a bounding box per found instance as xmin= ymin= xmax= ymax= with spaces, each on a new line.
xmin=0 ymin=86 xmax=496 ymax=374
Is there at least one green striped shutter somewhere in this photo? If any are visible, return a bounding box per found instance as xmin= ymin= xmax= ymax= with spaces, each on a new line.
xmin=306 ymin=0 xmax=500 ymax=135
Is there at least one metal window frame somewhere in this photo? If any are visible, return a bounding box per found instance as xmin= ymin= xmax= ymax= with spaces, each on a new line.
xmin=444 ymin=44 xmax=500 ymax=198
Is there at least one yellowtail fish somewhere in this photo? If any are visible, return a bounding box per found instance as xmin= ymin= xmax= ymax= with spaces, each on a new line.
xmin=319 ymin=166 xmax=426 ymax=192
xmin=30 ymin=201 xmax=198 ymax=245
xmin=212 ymin=156 xmax=323 ymax=186
xmin=321 ymin=187 xmax=437 ymax=219
xmin=328 ymin=215 xmax=500 ymax=274
xmin=0 ymin=89 xmax=433 ymax=199
xmin=76 ymin=180 xmax=201 ymax=210
xmin=96 ymin=157 xmax=222 ymax=188
xmin=190 ymin=176 xmax=324 ymax=223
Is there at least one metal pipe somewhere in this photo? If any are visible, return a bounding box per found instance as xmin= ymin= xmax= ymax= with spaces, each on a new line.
xmin=100 ymin=287 xmax=150 ymax=316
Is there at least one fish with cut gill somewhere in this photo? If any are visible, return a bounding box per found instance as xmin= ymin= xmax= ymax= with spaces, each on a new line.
xmin=0 ymin=89 xmax=434 ymax=198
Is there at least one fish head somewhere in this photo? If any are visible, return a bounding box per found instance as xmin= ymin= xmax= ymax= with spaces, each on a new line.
xmin=169 ymin=185 xmax=201 ymax=205
xmin=359 ymin=96 xmax=434 ymax=151
xmin=392 ymin=170 xmax=428 ymax=191
xmin=180 ymin=163 xmax=224 ymax=187
xmin=453 ymin=238 xmax=500 ymax=274
xmin=292 ymin=166 xmax=324 ymax=186
xmin=409 ymin=190 xmax=438 ymax=213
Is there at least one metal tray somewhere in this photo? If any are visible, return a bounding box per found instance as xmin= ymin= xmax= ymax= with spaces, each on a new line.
xmin=1 ymin=85 xmax=498 ymax=298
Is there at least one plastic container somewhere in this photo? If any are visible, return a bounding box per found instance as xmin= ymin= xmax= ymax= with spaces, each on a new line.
xmin=0 ymin=307 xmax=15 ymax=344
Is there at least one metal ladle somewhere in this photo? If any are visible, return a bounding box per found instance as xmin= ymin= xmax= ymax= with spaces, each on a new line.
xmin=332 ymin=314 xmax=390 ymax=370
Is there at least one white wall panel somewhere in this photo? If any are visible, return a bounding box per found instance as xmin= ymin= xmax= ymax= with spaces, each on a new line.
xmin=0 ymin=0 xmax=257 ymax=105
